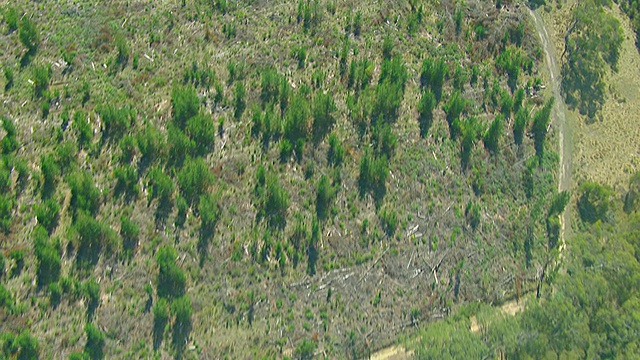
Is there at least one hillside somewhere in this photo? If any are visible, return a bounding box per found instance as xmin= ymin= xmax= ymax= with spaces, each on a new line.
xmin=0 ymin=0 xmax=563 ymax=358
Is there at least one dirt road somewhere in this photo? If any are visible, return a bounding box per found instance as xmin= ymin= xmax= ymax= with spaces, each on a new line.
xmin=529 ymin=8 xmax=573 ymax=246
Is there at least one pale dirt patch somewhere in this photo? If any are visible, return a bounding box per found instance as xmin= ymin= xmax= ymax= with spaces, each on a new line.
xmin=369 ymin=346 xmax=414 ymax=360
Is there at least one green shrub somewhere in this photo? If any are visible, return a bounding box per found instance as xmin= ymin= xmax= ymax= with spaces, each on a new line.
xmin=358 ymin=150 xmax=388 ymax=204
xmin=0 ymin=284 xmax=14 ymax=310
xmin=532 ymin=97 xmax=554 ymax=161
xmin=577 ymin=182 xmax=614 ymax=224
xmin=114 ymin=164 xmax=139 ymax=198
xmin=156 ymin=245 xmax=186 ymax=299
xmin=84 ymin=323 xmax=105 ymax=360
xmin=35 ymin=198 xmax=60 ymax=233
xmin=153 ymin=298 xmax=169 ymax=349
xmin=316 ymin=175 xmax=334 ymax=221
xmin=283 ymin=93 xmax=310 ymax=157
xmin=74 ymin=211 xmax=116 ymax=266
xmin=115 ymin=34 xmax=129 ymax=65
xmin=171 ymin=86 xmax=200 ymax=129
xmin=147 ymin=167 xmax=174 ymax=203
xmin=40 ymin=154 xmax=60 ymax=198
xmin=67 ymin=170 xmax=100 ymax=216
xmin=465 ymin=201 xmax=481 ymax=230
xmin=379 ymin=207 xmax=398 ymax=236
xmin=98 ymin=105 xmax=133 ymax=140
xmin=186 ymin=114 xmax=215 ymax=155
xmin=1 ymin=117 xmax=18 ymax=154
xmin=234 ymin=82 xmax=246 ymax=119
xmin=3 ymin=66 xmax=13 ymax=90
xmin=295 ymin=338 xmax=317 ymax=360
xmin=136 ymin=124 xmax=165 ymax=163
xmin=177 ymin=157 xmax=214 ymax=204
xmin=73 ymin=110 xmax=93 ymax=148
xmin=118 ymin=135 xmax=137 ymax=163
xmin=171 ymin=296 xmax=192 ymax=349
xmin=48 ymin=282 xmax=61 ymax=307
xmin=444 ymin=91 xmax=467 ymax=140
xmin=312 ymin=92 xmax=336 ymax=142
xmin=175 ymin=196 xmax=188 ymax=228
xmin=327 ymin=133 xmax=344 ymax=166
xmin=461 ymin=117 xmax=481 ymax=170
xmin=255 ymin=169 xmax=290 ymax=230
xmin=4 ymin=8 xmax=18 ymax=32
xmin=32 ymin=65 xmax=50 ymax=98
xmin=120 ymin=215 xmax=139 ymax=255
xmin=198 ymin=193 xmax=219 ymax=233
xmin=418 ymin=90 xmax=436 ymax=138
xmin=483 ymin=114 xmax=503 ymax=155
xmin=513 ymin=107 xmax=528 ymax=146
xmin=167 ymin=124 xmax=194 ymax=166
xmin=420 ymin=57 xmax=447 ymax=101
xmin=33 ymin=226 xmax=60 ymax=286
xmin=19 ymin=16 xmax=39 ymax=53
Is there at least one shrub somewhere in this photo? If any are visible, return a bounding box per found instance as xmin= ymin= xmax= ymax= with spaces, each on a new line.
xmin=40 ymin=154 xmax=60 ymax=198
xmin=118 ymin=135 xmax=137 ymax=163
xmin=137 ymin=124 xmax=165 ymax=163
xmin=465 ymin=201 xmax=481 ymax=230
xmin=379 ymin=207 xmax=398 ymax=236
xmin=84 ymin=323 xmax=105 ymax=360
xmin=358 ymin=150 xmax=388 ymax=204
xmin=4 ymin=8 xmax=18 ymax=32
xmin=513 ymin=107 xmax=528 ymax=146
xmin=484 ymin=114 xmax=503 ymax=155
xmin=120 ymin=215 xmax=139 ymax=255
xmin=35 ymin=198 xmax=60 ymax=233
xmin=198 ymin=192 xmax=219 ymax=233
xmin=532 ymin=97 xmax=554 ymax=161
xmin=147 ymin=167 xmax=174 ymax=203
xmin=114 ymin=164 xmax=139 ymax=198
xmin=461 ymin=117 xmax=481 ymax=170
xmin=67 ymin=170 xmax=100 ymax=216
xmin=420 ymin=57 xmax=447 ymax=101
xmin=177 ymin=157 xmax=213 ymax=205
xmin=115 ymin=34 xmax=129 ymax=66
xmin=32 ymin=65 xmax=50 ymax=98
xmin=186 ymin=114 xmax=215 ymax=155
xmin=1 ymin=117 xmax=18 ymax=154
xmin=98 ymin=104 xmax=133 ymax=140
xmin=316 ymin=175 xmax=334 ymax=221
xmin=295 ymin=339 xmax=317 ymax=360
xmin=167 ymin=124 xmax=194 ymax=166
xmin=175 ymin=196 xmax=188 ymax=228
xmin=171 ymin=86 xmax=200 ymax=129
xmin=577 ymin=182 xmax=614 ymax=224
xmin=234 ymin=82 xmax=246 ymax=119
xmin=19 ymin=16 xmax=39 ymax=53
xmin=73 ymin=110 xmax=93 ymax=148
xmin=74 ymin=211 xmax=116 ymax=266
xmin=156 ymin=245 xmax=186 ymax=299
xmin=33 ymin=226 xmax=60 ymax=286
xmin=171 ymin=296 xmax=192 ymax=349
xmin=255 ymin=169 xmax=289 ymax=230
xmin=444 ymin=91 xmax=467 ymax=140
xmin=327 ymin=133 xmax=344 ymax=167
xmin=371 ymin=123 xmax=397 ymax=159
xmin=284 ymin=93 xmax=310 ymax=149
xmin=48 ymin=282 xmax=61 ymax=307
xmin=312 ymin=92 xmax=336 ymax=142
xmin=418 ymin=90 xmax=436 ymax=138
xmin=153 ymin=298 xmax=169 ymax=349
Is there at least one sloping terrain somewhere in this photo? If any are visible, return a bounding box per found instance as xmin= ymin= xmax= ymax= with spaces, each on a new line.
xmin=0 ymin=0 xmax=562 ymax=358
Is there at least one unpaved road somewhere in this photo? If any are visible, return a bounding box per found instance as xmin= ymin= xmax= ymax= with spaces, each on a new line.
xmin=529 ymin=8 xmax=572 ymax=245
xmin=368 ymin=8 xmax=572 ymax=360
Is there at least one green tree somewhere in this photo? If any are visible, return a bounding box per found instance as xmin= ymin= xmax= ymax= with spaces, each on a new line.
xmin=444 ymin=91 xmax=466 ymax=140
xmin=513 ymin=106 xmax=529 ymax=146
xmin=136 ymin=124 xmax=165 ymax=164
xmin=33 ymin=226 xmax=60 ymax=287
xmin=0 ymin=195 xmax=13 ymax=235
xmin=327 ymin=133 xmax=344 ymax=166
xmin=484 ymin=114 xmax=503 ymax=155
xmin=120 ymin=215 xmax=139 ymax=256
xmin=19 ymin=16 xmax=39 ymax=54
xmin=67 ymin=170 xmax=100 ymax=216
xmin=171 ymin=86 xmax=199 ymax=129
xmin=532 ymin=97 xmax=554 ymax=161
xmin=84 ymin=323 xmax=105 ymax=360
xmin=420 ymin=57 xmax=447 ymax=101
xmin=418 ymin=90 xmax=436 ymax=138
xmin=316 ymin=175 xmax=334 ymax=221
xmin=177 ymin=157 xmax=214 ymax=205
xmin=32 ymin=65 xmax=50 ymax=98
xmin=186 ymin=114 xmax=215 ymax=155
xmin=35 ymin=198 xmax=60 ymax=234
xmin=312 ymin=92 xmax=336 ymax=142
xmin=73 ymin=110 xmax=93 ymax=149
xmin=577 ymin=182 xmax=614 ymax=224
xmin=358 ymin=150 xmax=388 ymax=205
xmin=156 ymin=245 xmax=186 ymax=299
xmin=171 ymin=296 xmax=192 ymax=351
xmin=234 ymin=82 xmax=246 ymax=119
xmin=198 ymin=192 xmax=219 ymax=233
xmin=153 ymin=298 xmax=169 ymax=349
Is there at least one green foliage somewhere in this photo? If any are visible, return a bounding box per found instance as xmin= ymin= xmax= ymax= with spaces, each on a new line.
xmin=295 ymin=339 xmax=317 ymax=360
xmin=73 ymin=211 xmax=116 ymax=266
xmin=624 ymin=172 xmax=640 ymax=213
xmin=177 ymin=157 xmax=214 ymax=205
xmin=84 ymin=323 xmax=105 ymax=360
xmin=114 ymin=164 xmax=139 ymax=198
xmin=461 ymin=117 xmax=481 ymax=170
xmin=0 ymin=284 xmax=14 ymax=310
xmin=234 ymin=82 xmax=246 ymax=119
xmin=171 ymin=86 xmax=200 ymax=129
xmin=186 ymin=114 xmax=215 ymax=155
xmin=420 ymin=57 xmax=447 ymax=101
xmin=443 ymin=91 xmax=467 ymax=140
xmin=379 ymin=206 xmax=398 ymax=236
xmin=371 ymin=123 xmax=397 ymax=159
xmin=167 ymin=125 xmax=194 ymax=165
xmin=147 ymin=167 xmax=174 ymax=203
xmin=316 ymin=175 xmax=334 ymax=221
xmin=32 ymin=65 xmax=50 ymax=98
xmin=532 ymin=97 xmax=554 ymax=161
xmin=577 ymin=182 xmax=614 ymax=224
xmin=358 ymin=150 xmax=388 ymax=205
xmin=136 ymin=124 xmax=165 ymax=163
xmin=283 ymin=93 xmax=310 ymax=159
xmin=98 ymin=104 xmax=133 ymax=140
xmin=82 ymin=278 xmax=100 ymax=314
xmin=67 ymin=170 xmax=100 ymax=216
xmin=496 ymin=46 xmax=525 ymax=92
xmin=115 ymin=34 xmax=129 ymax=66
xmin=3 ymin=65 xmax=13 ymax=90
xmin=120 ymin=215 xmax=139 ymax=255
xmin=4 ymin=7 xmax=19 ymax=33
xmin=513 ymin=106 xmax=528 ymax=146
xmin=40 ymin=154 xmax=60 ymax=198
xmin=35 ymin=198 xmax=60 ymax=233
xmin=171 ymin=296 xmax=192 ymax=350
xmin=255 ymin=170 xmax=290 ymax=230
xmin=153 ymin=298 xmax=169 ymax=349
xmin=563 ymin=1 xmax=623 ymax=118
xmin=418 ymin=90 xmax=436 ymax=138
xmin=415 ymin=319 xmax=488 ymax=359
xmin=73 ymin=110 xmax=93 ymax=149
xmin=483 ymin=114 xmax=503 ymax=155
xmin=312 ymin=92 xmax=336 ymax=142
xmin=373 ymin=56 xmax=407 ymax=124
xmin=19 ymin=16 xmax=39 ymax=53
xmin=465 ymin=201 xmax=481 ymax=230
xmin=156 ymin=245 xmax=186 ymax=299
xmin=198 ymin=192 xmax=219 ymax=233
xmin=0 ymin=330 xmax=39 ymax=360
xmin=327 ymin=133 xmax=344 ymax=167
xmin=118 ymin=135 xmax=136 ymax=163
